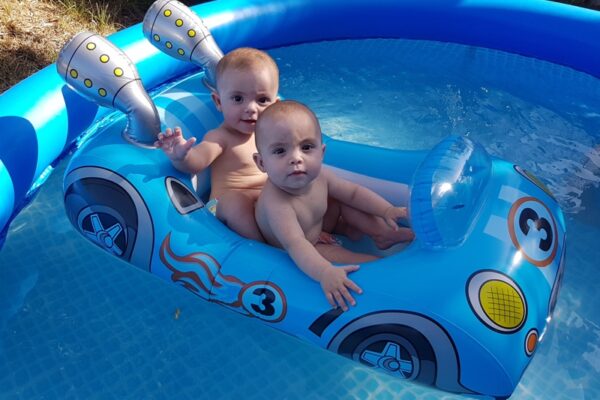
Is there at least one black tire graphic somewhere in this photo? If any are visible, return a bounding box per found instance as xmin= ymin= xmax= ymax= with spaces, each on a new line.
xmin=64 ymin=167 xmax=154 ymax=270
xmin=335 ymin=323 xmax=436 ymax=385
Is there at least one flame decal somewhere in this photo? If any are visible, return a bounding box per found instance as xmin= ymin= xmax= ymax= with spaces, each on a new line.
xmin=160 ymin=232 xmax=217 ymax=299
xmin=159 ymin=233 xmax=287 ymax=322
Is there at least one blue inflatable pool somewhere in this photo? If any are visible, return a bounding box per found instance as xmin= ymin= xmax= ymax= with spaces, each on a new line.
xmin=1 ymin=0 xmax=592 ymax=397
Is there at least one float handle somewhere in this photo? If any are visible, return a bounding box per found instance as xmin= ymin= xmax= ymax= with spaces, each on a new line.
xmin=143 ymin=0 xmax=224 ymax=90
xmin=56 ymin=32 xmax=161 ymax=147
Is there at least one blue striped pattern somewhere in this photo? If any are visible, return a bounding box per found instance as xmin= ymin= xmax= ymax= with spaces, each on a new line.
xmin=0 ymin=160 xmax=15 ymax=239
xmin=410 ymin=137 xmax=454 ymax=248
xmin=62 ymin=86 xmax=100 ymax=145
xmin=0 ymin=117 xmax=38 ymax=239
xmin=0 ymin=117 xmax=38 ymax=200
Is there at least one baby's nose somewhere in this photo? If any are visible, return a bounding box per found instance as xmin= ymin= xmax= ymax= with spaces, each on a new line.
xmin=246 ymin=101 xmax=259 ymax=114
xmin=289 ymin=149 xmax=303 ymax=163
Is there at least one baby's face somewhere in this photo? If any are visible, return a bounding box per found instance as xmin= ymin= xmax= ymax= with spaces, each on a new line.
xmin=256 ymin=111 xmax=324 ymax=194
xmin=214 ymin=66 xmax=278 ymax=135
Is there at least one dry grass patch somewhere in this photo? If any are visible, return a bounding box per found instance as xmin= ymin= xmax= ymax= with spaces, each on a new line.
xmin=0 ymin=0 xmax=201 ymax=92
xmin=1 ymin=0 xmax=113 ymax=92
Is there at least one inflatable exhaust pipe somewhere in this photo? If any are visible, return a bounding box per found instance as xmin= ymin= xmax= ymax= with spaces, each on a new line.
xmin=143 ymin=0 xmax=224 ymax=89
xmin=56 ymin=32 xmax=161 ymax=147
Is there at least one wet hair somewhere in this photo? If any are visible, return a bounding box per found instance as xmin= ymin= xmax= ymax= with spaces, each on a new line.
xmin=215 ymin=47 xmax=279 ymax=90
xmin=255 ymin=100 xmax=322 ymax=149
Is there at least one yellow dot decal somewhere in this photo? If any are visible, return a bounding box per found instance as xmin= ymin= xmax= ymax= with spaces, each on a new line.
xmin=84 ymin=79 xmax=93 ymax=88
xmin=86 ymin=42 xmax=96 ymax=50
xmin=69 ymin=69 xmax=78 ymax=79
xmin=479 ymin=280 xmax=525 ymax=330
xmin=153 ymin=34 xmax=160 ymax=42
xmin=175 ymin=19 xmax=183 ymax=27
xmin=164 ymin=9 xmax=172 ymax=17
xmin=166 ymin=41 xmax=173 ymax=49
xmin=188 ymin=29 xmax=196 ymax=38
xmin=114 ymin=67 xmax=123 ymax=77
xmin=178 ymin=48 xmax=185 ymax=56
xmin=100 ymin=54 xmax=109 ymax=63
xmin=98 ymin=88 xmax=107 ymax=97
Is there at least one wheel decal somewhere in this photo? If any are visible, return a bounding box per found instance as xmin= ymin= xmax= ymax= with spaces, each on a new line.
xmin=361 ymin=341 xmax=417 ymax=379
xmin=81 ymin=212 xmax=126 ymax=256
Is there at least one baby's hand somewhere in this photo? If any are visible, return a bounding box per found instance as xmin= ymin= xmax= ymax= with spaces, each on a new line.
xmin=155 ymin=127 xmax=196 ymax=161
xmin=383 ymin=206 xmax=409 ymax=231
xmin=319 ymin=265 xmax=362 ymax=311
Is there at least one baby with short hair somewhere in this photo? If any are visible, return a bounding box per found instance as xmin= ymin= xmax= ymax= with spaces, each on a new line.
xmin=156 ymin=47 xmax=279 ymax=240
xmin=253 ymin=100 xmax=412 ymax=310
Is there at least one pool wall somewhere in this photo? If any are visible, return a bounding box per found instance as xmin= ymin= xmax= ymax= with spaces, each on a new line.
xmin=0 ymin=0 xmax=599 ymax=242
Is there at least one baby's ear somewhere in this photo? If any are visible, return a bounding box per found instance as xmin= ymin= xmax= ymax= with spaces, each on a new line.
xmin=253 ymin=152 xmax=266 ymax=172
xmin=321 ymin=143 xmax=326 ymax=157
xmin=211 ymin=91 xmax=222 ymax=111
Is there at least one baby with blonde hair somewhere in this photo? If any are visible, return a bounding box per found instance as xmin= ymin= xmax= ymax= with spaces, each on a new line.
xmin=156 ymin=48 xmax=279 ymax=240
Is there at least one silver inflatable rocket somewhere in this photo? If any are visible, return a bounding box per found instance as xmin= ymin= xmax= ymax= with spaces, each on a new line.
xmin=143 ymin=0 xmax=224 ymax=89
xmin=56 ymin=32 xmax=161 ymax=146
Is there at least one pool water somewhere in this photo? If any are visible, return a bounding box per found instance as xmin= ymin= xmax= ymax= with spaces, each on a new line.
xmin=1 ymin=39 xmax=600 ymax=399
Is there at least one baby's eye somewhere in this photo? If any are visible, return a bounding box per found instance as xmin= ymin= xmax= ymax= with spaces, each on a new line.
xmin=272 ymin=147 xmax=285 ymax=155
xmin=302 ymin=143 xmax=316 ymax=151
xmin=258 ymin=97 xmax=271 ymax=105
xmin=232 ymin=95 xmax=243 ymax=103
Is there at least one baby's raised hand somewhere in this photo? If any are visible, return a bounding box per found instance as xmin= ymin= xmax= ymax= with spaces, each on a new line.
xmin=383 ymin=206 xmax=409 ymax=231
xmin=155 ymin=127 xmax=196 ymax=161
xmin=319 ymin=265 xmax=362 ymax=311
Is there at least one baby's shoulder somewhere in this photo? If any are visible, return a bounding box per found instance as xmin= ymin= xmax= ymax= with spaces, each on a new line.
xmin=203 ymin=127 xmax=229 ymax=145
xmin=260 ymin=181 xmax=289 ymax=204
xmin=316 ymin=168 xmax=334 ymax=187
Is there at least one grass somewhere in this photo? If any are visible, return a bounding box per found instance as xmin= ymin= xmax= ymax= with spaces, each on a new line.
xmin=0 ymin=0 xmax=202 ymax=93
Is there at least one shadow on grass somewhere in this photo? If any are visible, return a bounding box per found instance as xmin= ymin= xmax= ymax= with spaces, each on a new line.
xmin=1 ymin=0 xmax=209 ymax=92
xmin=0 ymin=46 xmax=52 ymax=90
xmin=45 ymin=0 xmax=209 ymax=27
xmin=552 ymin=0 xmax=600 ymax=10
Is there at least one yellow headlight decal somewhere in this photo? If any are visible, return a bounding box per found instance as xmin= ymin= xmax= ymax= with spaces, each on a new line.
xmin=467 ymin=270 xmax=527 ymax=333
xmin=479 ymin=280 xmax=525 ymax=330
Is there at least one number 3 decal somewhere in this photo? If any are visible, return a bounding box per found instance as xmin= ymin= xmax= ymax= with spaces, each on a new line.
xmin=508 ymin=197 xmax=558 ymax=267
xmin=240 ymin=281 xmax=287 ymax=322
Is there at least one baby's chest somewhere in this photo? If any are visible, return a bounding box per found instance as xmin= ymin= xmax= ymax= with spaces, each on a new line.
xmin=219 ymin=141 xmax=259 ymax=170
xmin=293 ymin=190 xmax=328 ymax=228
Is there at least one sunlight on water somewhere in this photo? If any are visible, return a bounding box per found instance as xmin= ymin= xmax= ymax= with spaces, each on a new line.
xmin=1 ymin=39 xmax=599 ymax=399
xmin=274 ymin=39 xmax=600 ymax=215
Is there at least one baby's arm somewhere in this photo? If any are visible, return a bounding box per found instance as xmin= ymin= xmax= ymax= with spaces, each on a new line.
xmin=266 ymin=203 xmax=362 ymax=311
xmin=325 ymin=169 xmax=407 ymax=230
xmin=155 ymin=127 xmax=224 ymax=174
